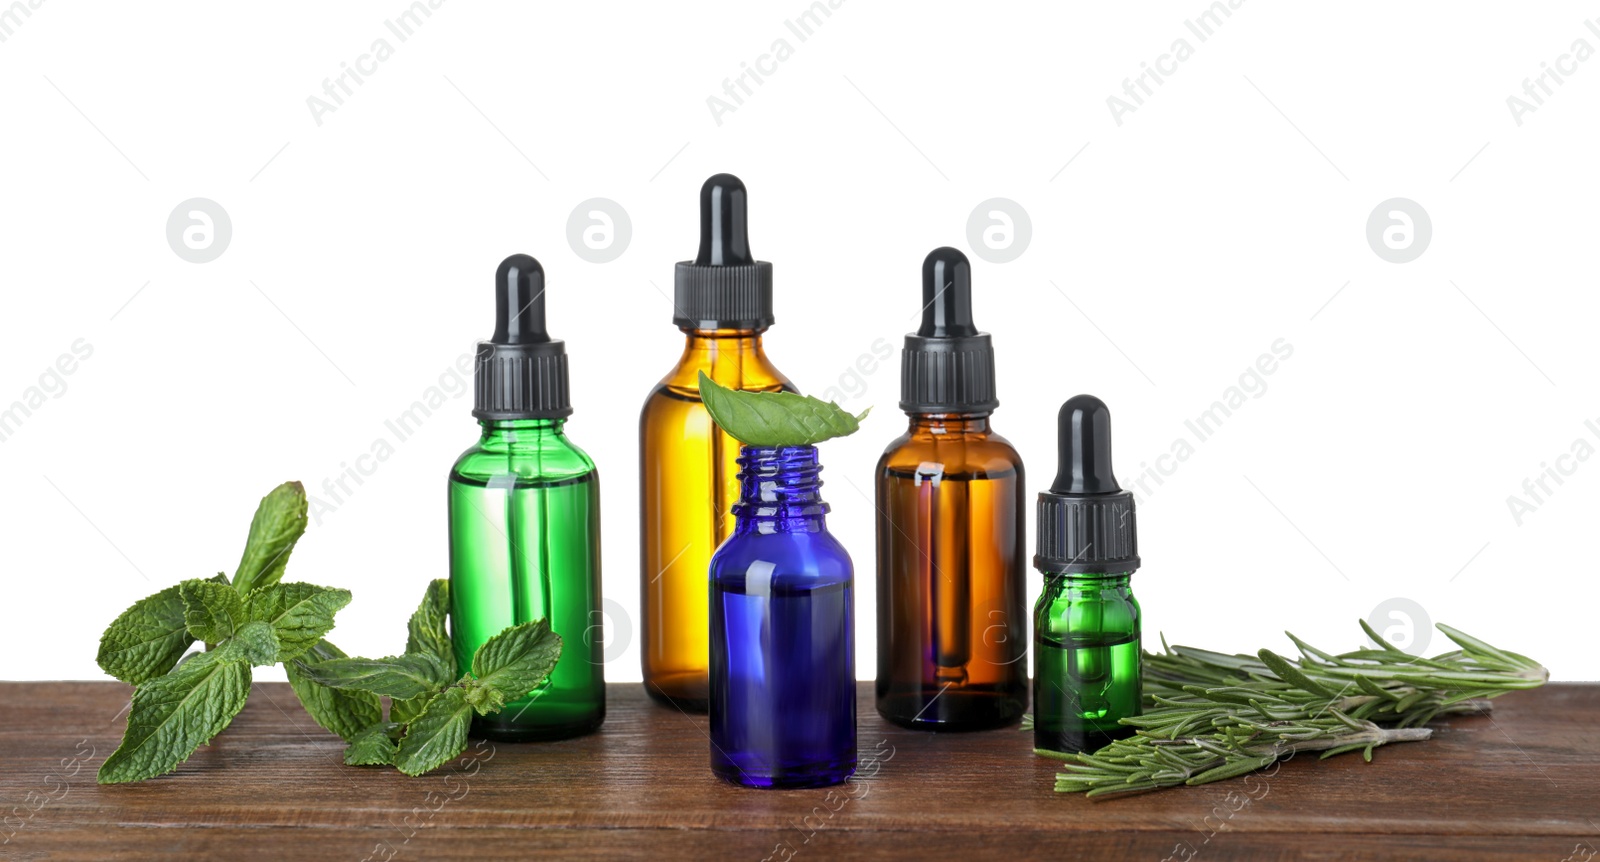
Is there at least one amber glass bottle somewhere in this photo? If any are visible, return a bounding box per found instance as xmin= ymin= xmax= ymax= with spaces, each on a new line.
xmin=639 ymin=174 xmax=793 ymax=710
xmin=875 ymin=248 xmax=1027 ymax=730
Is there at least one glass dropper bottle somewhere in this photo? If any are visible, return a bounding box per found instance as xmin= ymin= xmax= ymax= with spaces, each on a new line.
xmin=639 ymin=174 xmax=794 ymax=711
xmin=1032 ymin=394 xmax=1142 ymax=754
xmin=875 ymin=248 xmax=1027 ymax=730
xmin=448 ymin=254 xmax=604 ymax=742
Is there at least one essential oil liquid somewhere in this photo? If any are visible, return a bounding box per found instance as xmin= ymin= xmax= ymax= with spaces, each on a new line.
xmin=1032 ymin=632 xmax=1141 ymax=753
xmin=876 ymin=459 xmax=1025 ymax=729
xmin=449 ymin=470 xmax=604 ymax=741
xmin=711 ymin=576 xmax=856 ymax=788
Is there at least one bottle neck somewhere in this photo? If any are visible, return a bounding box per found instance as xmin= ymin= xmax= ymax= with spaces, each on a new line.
xmin=477 ymin=417 xmax=567 ymax=447
xmin=1043 ymin=571 xmax=1135 ymax=590
xmin=906 ymin=413 xmax=993 ymax=435
xmin=730 ymin=445 xmax=829 ymax=533
xmin=662 ymin=327 xmax=790 ymax=393
xmin=681 ymin=327 xmax=767 ymax=360
xmin=684 ymin=325 xmax=764 ymax=342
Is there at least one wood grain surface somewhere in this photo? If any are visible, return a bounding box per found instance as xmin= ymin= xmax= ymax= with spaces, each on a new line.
xmin=0 ymin=681 xmax=1595 ymax=861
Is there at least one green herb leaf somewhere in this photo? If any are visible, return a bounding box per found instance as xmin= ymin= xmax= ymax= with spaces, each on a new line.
xmin=1359 ymin=618 xmax=1406 ymax=653
xmin=231 ymin=481 xmax=309 ymax=595
xmin=390 ymin=694 xmax=431 ymax=726
xmin=405 ymin=579 xmax=454 ymax=678
xmin=1257 ymin=648 xmax=1338 ymax=698
xmin=244 ymin=582 xmax=352 ymax=662
xmin=393 ymin=687 xmax=472 ymax=777
xmin=1186 ymin=754 xmax=1278 ymax=786
xmin=292 ymin=653 xmax=453 ymax=701
xmin=343 ymin=722 xmax=401 ymax=766
xmin=697 ymin=371 xmax=868 ymax=447
xmin=223 ymin=621 xmax=280 ymax=666
xmin=179 ymin=579 xmax=247 ymax=643
xmin=469 ymin=619 xmax=563 ymax=714
xmin=97 ymin=650 xmax=252 ymax=784
xmin=96 ymin=585 xmax=196 ymax=685
xmin=287 ymin=640 xmax=383 ymax=741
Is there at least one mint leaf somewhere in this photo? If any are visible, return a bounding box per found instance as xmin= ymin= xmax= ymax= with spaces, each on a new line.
xmin=97 ymin=585 xmax=196 ymax=685
xmin=287 ymin=640 xmax=382 ymax=742
xmin=406 ymin=579 xmax=454 ymax=678
xmin=469 ymin=619 xmax=562 ymax=713
xmin=224 ymin=621 xmax=280 ymax=666
xmin=393 ymin=687 xmax=472 ymax=777
xmin=244 ymin=582 xmax=351 ymax=662
xmin=391 ymin=694 xmax=431 ymax=726
xmin=231 ymin=481 xmax=308 ymax=595
xmin=343 ymin=722 xmax=401 ymax=766
xmin=97 ymin=650 xmax=251 ymax=784
xmin=697 ymin=371 xmax=868 ymax=447
xmin=180 ymin=579 xmax=246 ymax=643
xmin=292 ymin=653 xmax=452 ymax=701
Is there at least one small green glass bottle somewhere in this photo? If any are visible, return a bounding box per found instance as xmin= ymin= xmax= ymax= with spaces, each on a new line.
xmin=448 ymin=254 xmax=604 ymax=742
xmin=1033 ymin=395 xmax=1142 ymax=754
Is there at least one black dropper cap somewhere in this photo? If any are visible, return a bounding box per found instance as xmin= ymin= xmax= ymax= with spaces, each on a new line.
xmin=899 ymin=247 xmax=999 ymax=413
xmin=673 ymin=173 xmax=774 ymax=330
xmin=473 ymin=254 xmax=572 ymax=420
xmin=1035 ymin=395 xmax=1140 ymax=575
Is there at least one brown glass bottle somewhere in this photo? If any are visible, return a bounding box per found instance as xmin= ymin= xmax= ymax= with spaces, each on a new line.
xmin=875 ymin=248 xmax=1027 ymax=730
xmin=639 ymin=173 xmax=792 ymax=710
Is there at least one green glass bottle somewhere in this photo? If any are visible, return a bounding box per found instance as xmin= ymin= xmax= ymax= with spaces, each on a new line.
xmin=1032 ymin=395 xmax=1142 ymax=754
xmin=449 ymin=254 xmax=604 ymax=742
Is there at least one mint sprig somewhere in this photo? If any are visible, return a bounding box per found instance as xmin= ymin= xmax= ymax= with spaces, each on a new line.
xmin=95 ymin=481 xmax=352 ymax=784
xmin=697 ymin=370 xmax=868 ymax=447
xmin=295 ymin=581 xmax=563 ymax=776
xmin=94 ymin=482 xmax=562 ymax=782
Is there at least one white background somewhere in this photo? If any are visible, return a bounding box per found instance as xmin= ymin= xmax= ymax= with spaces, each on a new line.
xmin=2 ymin=1 xmax=1596 ymax=683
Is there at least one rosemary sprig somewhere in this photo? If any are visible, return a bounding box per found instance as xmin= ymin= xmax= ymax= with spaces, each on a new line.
xmin=1042 ymin=621 xmax=1547 ymax=798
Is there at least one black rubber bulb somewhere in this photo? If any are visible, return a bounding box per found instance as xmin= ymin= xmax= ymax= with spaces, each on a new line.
xmin=1052 ymin=394 xmax=1122 ymax=496
xmin=492 ymin=254 xmax=549 ymax=345
xmin=918 ymin=247 xmax=978 ymax=338
xmin=694 ymin=173 xmax=754 ymax=266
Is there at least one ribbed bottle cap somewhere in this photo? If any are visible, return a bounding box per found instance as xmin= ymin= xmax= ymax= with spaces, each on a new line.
xmin=673 ymin=173 xmax=774 ymax=330
xmin=899 ymin=248 xmax=998 ymax=413
xmin=1035 ymin=395 xmax=1140 ymax=575
xmin=473 ymin=254 xmax=572 ymax=420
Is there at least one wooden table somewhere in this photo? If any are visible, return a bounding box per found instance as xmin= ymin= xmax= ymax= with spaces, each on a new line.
xmin=1 ymin=682 xmax=1594 ymax=861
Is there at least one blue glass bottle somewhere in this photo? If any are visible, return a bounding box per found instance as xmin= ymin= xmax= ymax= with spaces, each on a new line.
xmin=709 ymin=445 xmax=857 ymax=789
